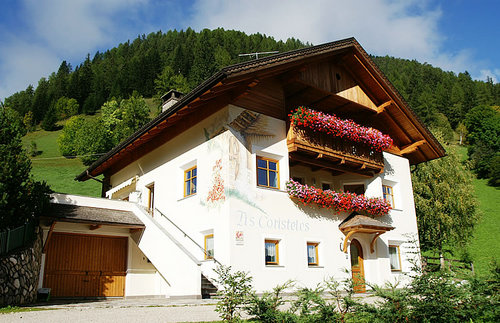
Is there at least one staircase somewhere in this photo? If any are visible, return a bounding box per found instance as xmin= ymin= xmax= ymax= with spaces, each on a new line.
xmin=201 ymin=274 xmax=218 ymax=299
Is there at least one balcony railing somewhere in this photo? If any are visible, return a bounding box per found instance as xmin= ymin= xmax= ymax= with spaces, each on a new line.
xmin=287 ymin=124 xmax=384 ymax=174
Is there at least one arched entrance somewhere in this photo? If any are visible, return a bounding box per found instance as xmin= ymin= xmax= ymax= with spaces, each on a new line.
xmin=350 ymin=239 xmax=366 ymax=293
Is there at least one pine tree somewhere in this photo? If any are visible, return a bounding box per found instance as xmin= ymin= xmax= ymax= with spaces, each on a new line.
xmin=0 ymin=109 xmax=51 ymax=228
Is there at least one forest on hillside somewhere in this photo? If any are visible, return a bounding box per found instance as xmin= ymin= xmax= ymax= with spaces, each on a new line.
xmin=2 ymin=28 xmax=499 ymax=185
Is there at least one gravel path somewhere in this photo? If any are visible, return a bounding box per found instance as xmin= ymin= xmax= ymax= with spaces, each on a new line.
xmin=0 ymin=299 xmax=223 ymax=323
xmin=0 ymin=294 xmax=379 ymax=322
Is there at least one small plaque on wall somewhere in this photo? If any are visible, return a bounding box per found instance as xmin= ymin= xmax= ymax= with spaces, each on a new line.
xmin=235 ymin=231 xmax=244 ymax=245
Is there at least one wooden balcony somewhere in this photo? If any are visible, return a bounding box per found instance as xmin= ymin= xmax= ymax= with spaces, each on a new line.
xmin=287 ymin=124 xmax=384 ymax=177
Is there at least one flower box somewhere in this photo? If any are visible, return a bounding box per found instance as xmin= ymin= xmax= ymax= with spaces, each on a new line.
xmin=286 ymin=179 xmax=391 ymax=217
xmin=289 ymin=107 xmax=393 ymax=152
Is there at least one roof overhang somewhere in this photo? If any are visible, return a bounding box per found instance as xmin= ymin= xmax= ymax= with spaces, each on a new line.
xmin=76 ymin=37 xmax=445 ymax=182
xmin=42 ymin=203 xmax=145 ymax=229
xmin=339 ymin=213 xmax=394 ymax=253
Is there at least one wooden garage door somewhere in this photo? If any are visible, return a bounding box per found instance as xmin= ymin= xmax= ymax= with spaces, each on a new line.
xmin=44 ymin=233 xmax=128 ymax=297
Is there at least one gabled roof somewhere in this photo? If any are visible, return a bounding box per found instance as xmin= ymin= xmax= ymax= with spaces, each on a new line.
xmin=76 ymin=37 xmax=445 ymax=181
xmin=43 ymin=203 xmax=144 ymax=228
xmin=339 ymin=213 xmax=394 ymax=231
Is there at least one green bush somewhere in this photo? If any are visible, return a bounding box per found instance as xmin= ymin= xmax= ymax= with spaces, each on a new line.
xmin=213 ymin=265 xmax=253 ymax=322
xmin=245 ymin=280 xmax=294 ymax=322
xmin=215 ymin=261 xmax=499 ymax=322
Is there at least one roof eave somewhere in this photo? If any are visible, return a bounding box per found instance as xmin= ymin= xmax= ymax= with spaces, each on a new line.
xmin=75 ymin=71 xmax=228 ymax=181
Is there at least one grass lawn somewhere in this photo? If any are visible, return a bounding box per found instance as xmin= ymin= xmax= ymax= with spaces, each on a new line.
xmin=0 ymin=306 xmax=53 ymax=314
xmin=22 ymin=127 xmax=102 ymax=197
xmin=467 ymin=178 xmax=500 ymax=276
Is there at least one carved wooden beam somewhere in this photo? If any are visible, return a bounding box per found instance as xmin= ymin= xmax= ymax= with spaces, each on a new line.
xmin=400 ymin=140 xmax=426 ymax=155
xmin=342 ymin=230 xmax=358 ymax=253
xmin=370 ymin=232 xmax=384 ymax=253
xmin=376 ymin=100 xmax=393 ymax=114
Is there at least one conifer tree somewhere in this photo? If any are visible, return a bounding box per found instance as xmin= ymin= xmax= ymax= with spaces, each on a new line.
xmin=0 ymin=109 xmax=51 ymax=228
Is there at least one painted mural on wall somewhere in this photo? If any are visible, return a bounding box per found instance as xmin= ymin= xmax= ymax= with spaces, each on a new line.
xmin=206 ymin=158 xmax=225 ymax=206
xmin=202 ymin=107 xmax=279 ymax=214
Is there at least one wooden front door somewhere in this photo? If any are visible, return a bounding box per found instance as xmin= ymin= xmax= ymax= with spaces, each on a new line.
xmin=350 ymin=239 xmax=366 ymax=293
xmin=44 ymin=233 xmax=127 ymax=297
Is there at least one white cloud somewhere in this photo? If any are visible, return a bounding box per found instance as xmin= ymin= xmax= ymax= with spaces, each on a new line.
xmin=0 ymin=40 xmax=61 ymax=101
xmin=187 ymin=0 xmax=481 ymax=78
xmin=478 ymin=69 xmax=499 ymax=83
xmin=0 ymin=0 xmax=148 ymax=100
xmin=23 ymin=0 xmax=148 ymax=56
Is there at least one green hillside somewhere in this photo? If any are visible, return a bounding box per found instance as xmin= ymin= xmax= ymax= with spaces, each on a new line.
xmin=468 ymin=178 xmax=500 ymax=275
xmin=22 ymin=124 xmax=102 ymax=197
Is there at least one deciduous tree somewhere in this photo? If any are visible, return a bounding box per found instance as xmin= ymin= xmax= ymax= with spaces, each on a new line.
xmin=412 ymin=140 xmax=479 ymax=267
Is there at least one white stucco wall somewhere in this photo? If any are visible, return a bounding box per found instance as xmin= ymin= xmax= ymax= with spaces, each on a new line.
xmin=104 ymin=105 xmax=421 ymax=295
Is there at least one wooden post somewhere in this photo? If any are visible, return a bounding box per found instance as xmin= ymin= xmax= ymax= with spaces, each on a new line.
xmin=43 ymin=222 xmax=56 ymax=254
xmin=5 ymin=229 xmax=11 ymax=253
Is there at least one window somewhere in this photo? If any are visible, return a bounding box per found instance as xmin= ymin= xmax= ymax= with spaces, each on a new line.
xmin=321 ymin=183 xmax=331 ymax=191
xmin=307 ymin=242 xmax=319 ymax=266
xmin=383 ymin=185 xmax=394 ymax=208
xmin=265 ymin=239 xmax=279 ymax=265
xmin=344 ymin=184 xmax=365 ymax=195
xmin=389 ymin=245 xmax=401 ymax=271
xmin=184 ymin=166 xmax=197 ymax=197
xmin=204 ymin=234 xmax=214 ymax=259
xmin=146 ymin=183 xmax=155 ymax=213
xmin=257 ymin=157 xmax=279 ymax=189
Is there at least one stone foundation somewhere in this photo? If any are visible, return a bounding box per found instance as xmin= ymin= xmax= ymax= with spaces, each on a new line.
xmin=0 ymin=228 xmax=43 ymax=306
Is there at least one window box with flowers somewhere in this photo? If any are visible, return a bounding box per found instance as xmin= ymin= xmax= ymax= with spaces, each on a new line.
xmin=286 ymin=179 xmax=391 ymax=217
xmin=289 ymin=106 xmax=393 ymax=152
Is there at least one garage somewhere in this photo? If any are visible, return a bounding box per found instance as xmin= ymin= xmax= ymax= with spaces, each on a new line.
xmin=44 ymin=232 xmax=128 ymax=297
xmin=41 ymin=203 xmax=145 ymax=298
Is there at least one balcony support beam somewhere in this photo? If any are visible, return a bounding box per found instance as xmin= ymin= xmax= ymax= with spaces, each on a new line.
xmin=400 ymin=140 xmax=425 ymax=155
xmin=289 ymin=153 xmax=375 ymax=178
xmin=377 ymin=100 xmax=393 ymax=114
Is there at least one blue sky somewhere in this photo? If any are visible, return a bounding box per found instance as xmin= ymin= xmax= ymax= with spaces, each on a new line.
xmin=0 ymin=0 xmax=498 ymax=101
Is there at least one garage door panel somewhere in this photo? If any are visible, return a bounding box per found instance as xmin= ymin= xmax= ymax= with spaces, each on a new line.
xmin=44 ymin=233 xmax=128 ymax=297
xmin=99 ymin=275 xmax=126 ymax=297
xmin=44 ymin=274 xmax=99 ymax=297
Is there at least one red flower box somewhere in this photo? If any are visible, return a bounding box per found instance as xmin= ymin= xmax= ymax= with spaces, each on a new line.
xmin=286 ymin=179 xmax=391 ymax=217
xmin=289 ymin=107 xmax=393 ymax=152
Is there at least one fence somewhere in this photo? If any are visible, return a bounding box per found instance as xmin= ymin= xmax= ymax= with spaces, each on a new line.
xmin=0 ymin=221 xmax=36 ymax=256
xmin=422 ymin=256 xmax=474 ymax=274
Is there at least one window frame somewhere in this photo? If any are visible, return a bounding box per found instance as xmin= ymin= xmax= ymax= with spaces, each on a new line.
xmin=264 ymin=239 xmax=280 ymax=265
xmin=204 ymin=234 xmax=214 ymax=260
xmin=321 ymin=182 xmax=332 ymax=191
xmin=383 ymin=185 xmax=394 ymax=208
xmin=307 ymin=242 xmax=319 ymax=266
xmin=184 ymin=165 xmax=197 ymax=197
xmin=388 ymin=245 xmax=402 ymax=271
xmin=256 ymin=156 xmax=280 ymax=189
xmin=146 ymin=183 xmax=155 ymax=213
xmin=343 ymin=183 xmax=365 ymax=195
